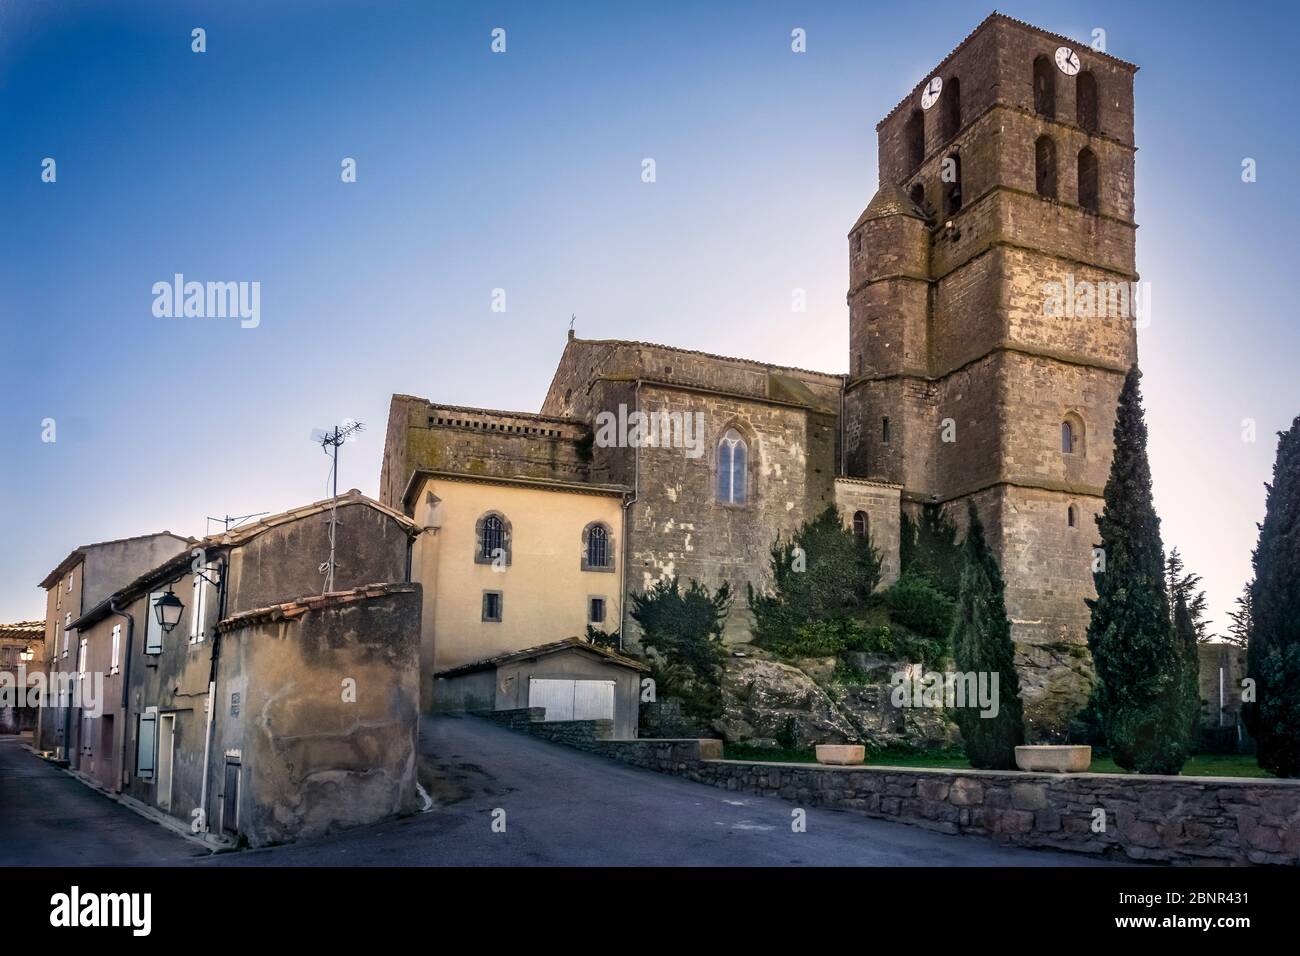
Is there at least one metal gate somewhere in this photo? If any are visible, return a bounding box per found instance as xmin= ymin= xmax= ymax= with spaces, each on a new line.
xmin=528 ymin=678 xmax=615 ymax=722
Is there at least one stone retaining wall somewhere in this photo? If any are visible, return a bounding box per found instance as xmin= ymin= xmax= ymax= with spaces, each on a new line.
xmin=477 ymin=709 xmax=1300 ymax=865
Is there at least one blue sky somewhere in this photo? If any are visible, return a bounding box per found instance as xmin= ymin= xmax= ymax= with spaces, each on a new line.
xmin=1 ymin=0 xmax=1296 ymax=634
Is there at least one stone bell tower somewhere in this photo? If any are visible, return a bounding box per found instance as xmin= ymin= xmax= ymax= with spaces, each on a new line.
xmin=843 ymin=14 xmax=1140 ymax=736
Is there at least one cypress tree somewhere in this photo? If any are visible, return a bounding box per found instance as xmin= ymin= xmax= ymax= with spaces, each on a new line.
xmin=1086 ymin=366 xmax=1190 ymax=774
xmin=1172 ymin=590 xmax=1203 ymax=749
xmin=1167 ymin=550 xmax=1209 ymax=747
xmin=950 ymin=502 xmax=1024 ymax=769
xmin=1245 ymin=415 xmax=1300 ymax=777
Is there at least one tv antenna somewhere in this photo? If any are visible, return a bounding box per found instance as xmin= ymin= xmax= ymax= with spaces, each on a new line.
xmin=310 ymin=420 xmax=364 ymax=592
xmin=206 ymin=511 xmax=270 ymax=535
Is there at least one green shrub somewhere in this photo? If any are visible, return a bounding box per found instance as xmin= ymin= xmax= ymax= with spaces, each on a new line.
xmin=630 ymin=577 xmax=732 ymax=723
xmin=900 ymin=506 xmax=964 ymax=599
xmin=750 ymin=506 xmax=881 ymax=648
xmin=884 ymin=572 xmax=956 ymax=649
xmin=584 ymin=625 xmax=620 ymax=649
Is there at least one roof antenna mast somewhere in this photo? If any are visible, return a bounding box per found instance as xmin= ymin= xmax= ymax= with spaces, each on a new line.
xmin=310 ymin=420 xmax=364 ymax=593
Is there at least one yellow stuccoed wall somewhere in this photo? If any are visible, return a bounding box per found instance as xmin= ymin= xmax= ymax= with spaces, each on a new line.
xmin=410 ymin=476 xmax=625 ymax=708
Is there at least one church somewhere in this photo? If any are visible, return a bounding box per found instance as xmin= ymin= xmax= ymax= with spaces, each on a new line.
xmin=380 ymin=13 xmax=1140 ymax=737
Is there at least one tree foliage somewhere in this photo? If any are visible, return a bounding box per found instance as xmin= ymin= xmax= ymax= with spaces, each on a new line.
xmin=749 ymin=506 xmax=881 ymax=645
xmin=900 ymin=505 xmax=965 ymax=599
xmin=949 ymin=503 xmax=1025 ymax=769
xmin=1086 ymin=367 xmax=1191 ymax=774
xmin=1224 ymin=586 xmax=1252 ymax=649
xmin=630 ymin=577 xmax=732 ymax=722
xmin=1244 ymin=415 xmax=1300 ymax=777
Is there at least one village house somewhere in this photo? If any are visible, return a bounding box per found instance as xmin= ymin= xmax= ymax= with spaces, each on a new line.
xmin=0 ymin=621 xmax=45 ymax=735
xmin=65 ymin=491 xmax=422 ymax=845
xmin=399 ymin=462 xmax=648 ymax=731
xmin=36 ymin=532 xmax=193 ymax=760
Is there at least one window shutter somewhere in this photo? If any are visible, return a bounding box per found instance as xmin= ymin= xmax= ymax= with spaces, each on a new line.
xmin=137 ymin=712 xmax=157 ymax=778
xmin=145 ymin=592 xmax=165 ymax=654
xmin=111 ymin=625 xmax=121 ymax=672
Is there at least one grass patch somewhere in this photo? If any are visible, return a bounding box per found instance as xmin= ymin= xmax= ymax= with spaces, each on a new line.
xmin=720 ymin=744 xmax=1272 ymax=778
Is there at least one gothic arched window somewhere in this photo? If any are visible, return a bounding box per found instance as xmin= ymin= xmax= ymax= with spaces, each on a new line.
xmin=1061 ymin=420 xmax=1076 ymax=454
xmin=1077 ymin=70 xmax=1099 ymax=133
xmin=475 ymin=512 xmax=511 ymax=566
xmin=852 ymin=511 xmax=869 ymax=539
xmin=582 ymin=522 xmax=614 ymax=572
xmin=941 ymin=76 xmax=961 ymax=141
xmin=1077 ymin=147 xmax=1099 ymax=213
xmin=905 ymin=109 xmax=925 ymax=174
xmin=1035 ymin=135 xmax=1057 ymax=199
xmin=717 ymin=429 xmax=748 ymax=505
xmin=1033 ymin=55 xmax=1056 ymax=119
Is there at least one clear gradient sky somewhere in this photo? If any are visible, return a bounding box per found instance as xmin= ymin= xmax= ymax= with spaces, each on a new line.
xmin=1 ymin=0 xmax=1296 ymax=634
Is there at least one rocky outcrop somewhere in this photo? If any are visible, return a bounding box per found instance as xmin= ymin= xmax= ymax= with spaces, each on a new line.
xmin=1015 ymin=642 xmax=1094 ymax=741
xmin=713 ymin=650 xmax=960 ymax=751
xmin=713 ymin=657 xmax=858 ymax=747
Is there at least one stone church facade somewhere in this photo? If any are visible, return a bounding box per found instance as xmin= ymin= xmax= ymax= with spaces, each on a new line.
xmin=381 ymin=14 xmax=1140 ymax=736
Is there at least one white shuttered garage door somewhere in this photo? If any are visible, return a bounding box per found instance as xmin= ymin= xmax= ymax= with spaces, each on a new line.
xmin=528 ymin=678 xmax=615 ymax=722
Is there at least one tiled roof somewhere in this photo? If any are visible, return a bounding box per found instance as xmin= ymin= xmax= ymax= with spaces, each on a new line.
xmin=71 ymin=491 xmax=418 ymax=631
xmin=570 ymin=337 xmax=843 ymax=381
xmin=0 ymin=621 xmax=45 ymax=641
xmin=39 ymin=531 xmax=194 ymax=590
xmin=403 ymin=469 xmax=630 ymax=511
xmin=216 ymin=582 xmax=418 ymax=633
xmin=435 ymin=636 xmax=650 ymax=678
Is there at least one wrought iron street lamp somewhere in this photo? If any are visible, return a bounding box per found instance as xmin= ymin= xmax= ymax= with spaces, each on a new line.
xmin=154 ymin=589 xmax=184 ymax=633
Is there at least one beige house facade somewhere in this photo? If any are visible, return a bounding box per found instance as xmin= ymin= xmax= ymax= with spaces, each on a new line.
xmin=403 ymin=469 xmax=629 ymax=709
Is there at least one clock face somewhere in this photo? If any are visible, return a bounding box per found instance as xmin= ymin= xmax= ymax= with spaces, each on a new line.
xmin=920 ymin=76 xmax=943 ymax=110
xmin=1055 ymin=46 xmax=1080 ymax=76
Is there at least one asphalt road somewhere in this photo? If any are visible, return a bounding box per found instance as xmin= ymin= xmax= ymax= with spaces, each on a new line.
xmin=2 ymin=719 xmax=1119 ymax=866
xmin=204 ymin=715 xmax=1116 ymax=867
xmin=0 ymin=736 xmax=207 ymax=866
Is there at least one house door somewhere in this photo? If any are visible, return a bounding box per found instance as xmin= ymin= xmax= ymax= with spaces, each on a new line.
xmin=156 ymin=715 xmax=175 ymax=810
xmin=221 ymin=759 xmax=241 ymax=837
xmin=528 ymin=679 xmax=615 ymax=722
xmin=99 ymin=715 xmax=114 ymax=780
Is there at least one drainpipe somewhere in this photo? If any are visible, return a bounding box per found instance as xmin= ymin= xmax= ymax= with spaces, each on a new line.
xmin=617 ymin=380 xmax=642 ymax=653
xmin=839 ymin=374 xmax=847 ymax=477
xmin=110 ymin=598 xmax=134 ymax=790
xmin=197 ymin=554 xmax=229 ymax=835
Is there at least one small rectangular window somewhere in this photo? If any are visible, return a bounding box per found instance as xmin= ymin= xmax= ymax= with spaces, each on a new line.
xmin=482 ymin=591 xmax=503 ymax=623
xmin=589 ymin=597 xmax=606 ymax=624
xmin=882 ymin=417 xmax=892 ymax=444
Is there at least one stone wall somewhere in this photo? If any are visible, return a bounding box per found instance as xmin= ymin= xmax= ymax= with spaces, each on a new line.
xmin=832 ymin=478 xmax=901 ymax=586
xmin=480 ymin=710 xmax=1300 ymax=866
xmin=212 ymin=584 xmax=422 ymax=847
xmin=379 ymin=394 xmax=591 ymax=509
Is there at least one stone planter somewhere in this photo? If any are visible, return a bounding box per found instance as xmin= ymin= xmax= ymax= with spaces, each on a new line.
xmin=1015 ymin=744 xmax=1091 ymax=773
xmin=815 ymin=744 xmax=866 ymax=766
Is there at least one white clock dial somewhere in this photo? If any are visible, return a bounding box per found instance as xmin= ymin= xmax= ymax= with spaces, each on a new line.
xmin=1055 ymin=46 xmax=1080 ymax=76
xmin=920 ymin=76 xmax=943 ymax=110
